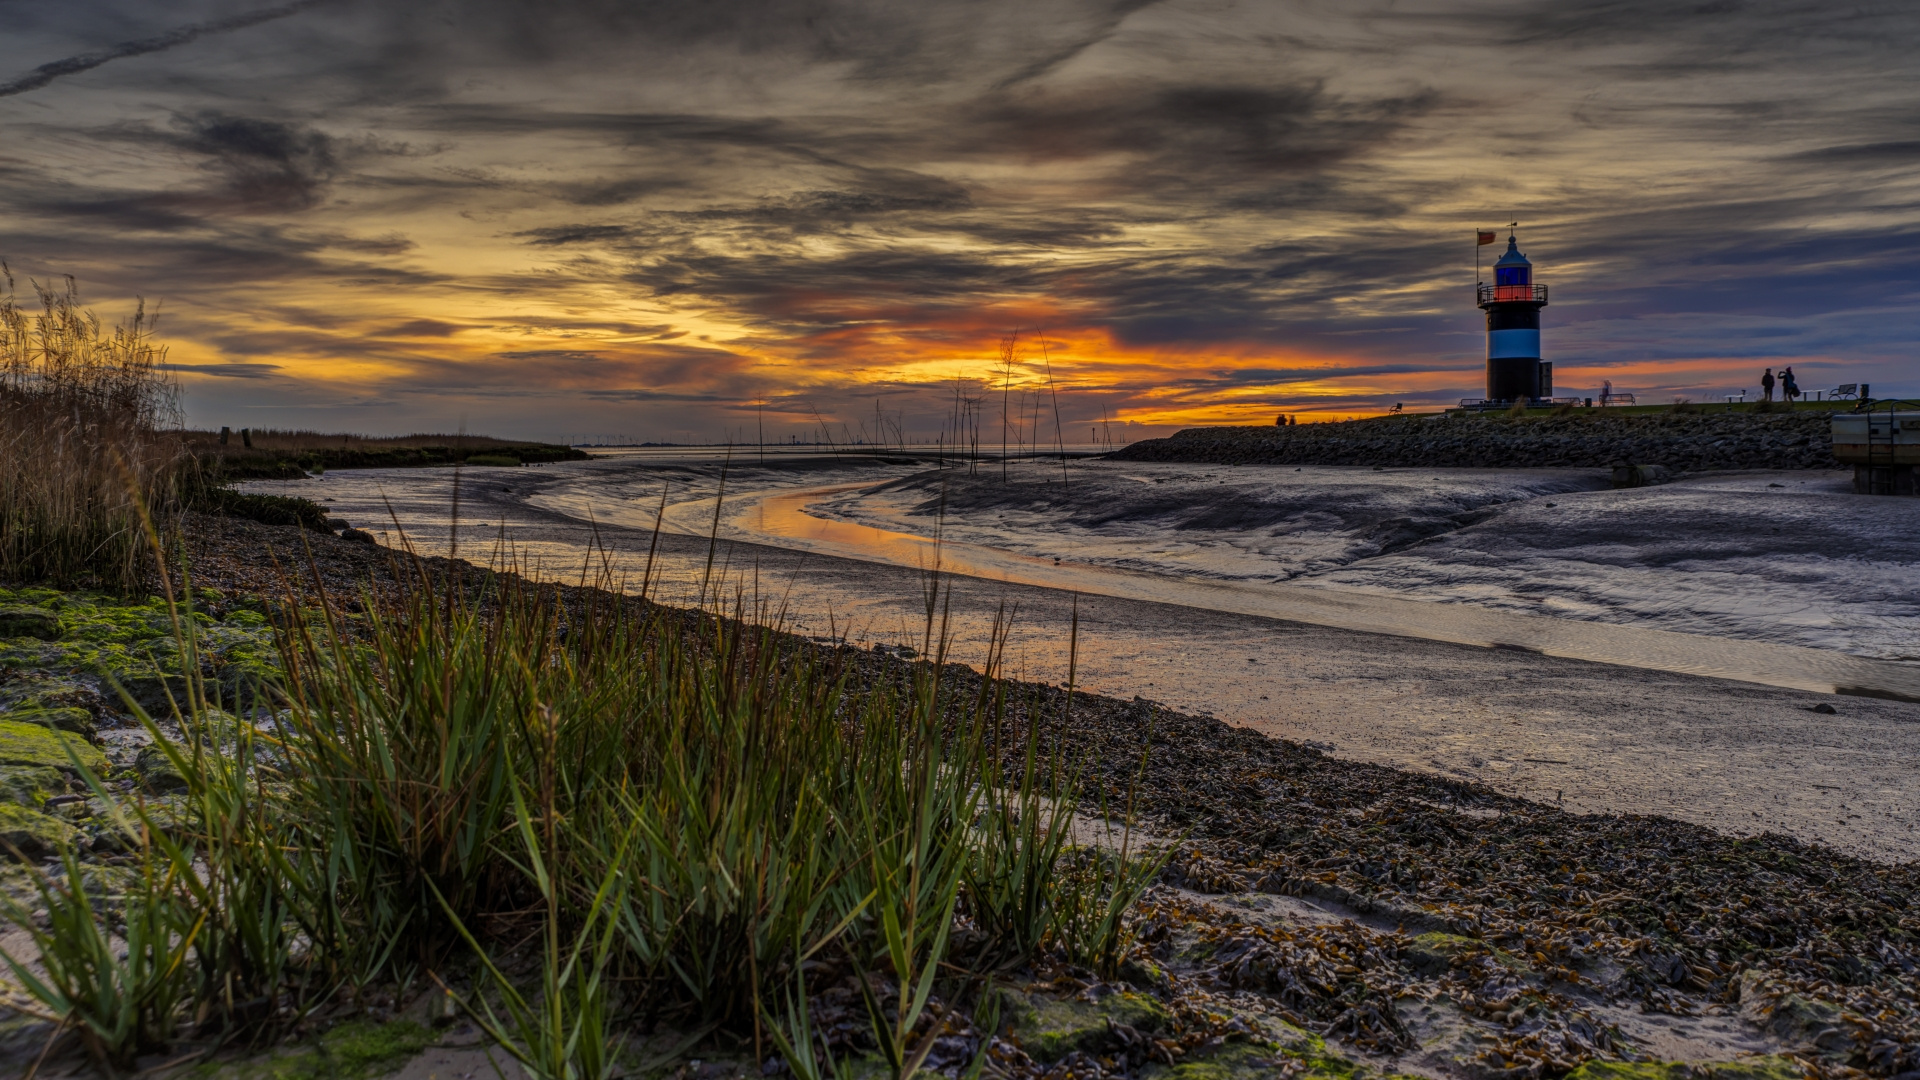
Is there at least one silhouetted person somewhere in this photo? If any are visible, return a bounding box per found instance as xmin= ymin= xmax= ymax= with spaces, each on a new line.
xmin=1761 ymin=368 xmax=1775 ymax=402
xmin=1781 ymin=367 xmax=1799 ymax=403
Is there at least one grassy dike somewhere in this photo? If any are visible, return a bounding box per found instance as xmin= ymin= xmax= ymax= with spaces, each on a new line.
xmin=183 ymin=432 xmax=591 ymax=481
xmin=0 ymin=514 xmax=1913 ymax=1080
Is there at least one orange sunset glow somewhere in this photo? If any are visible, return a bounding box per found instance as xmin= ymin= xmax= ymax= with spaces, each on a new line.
xmin=3 ymin=2 xmax=1916 ymax=442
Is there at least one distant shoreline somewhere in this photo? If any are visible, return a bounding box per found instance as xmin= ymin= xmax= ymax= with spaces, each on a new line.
xmin=182 ymin=432 xmax=590 ymax=479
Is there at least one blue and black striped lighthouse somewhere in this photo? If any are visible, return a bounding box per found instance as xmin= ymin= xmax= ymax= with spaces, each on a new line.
xmin=1478 ymin=231 xmax=1550 ymax=402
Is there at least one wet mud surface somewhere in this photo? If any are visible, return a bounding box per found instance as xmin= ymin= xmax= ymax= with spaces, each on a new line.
xmin=112 ymin=511 xmax=1917 ymax=1080
xmin=242 ymin=462 xmax=1920 ymax=864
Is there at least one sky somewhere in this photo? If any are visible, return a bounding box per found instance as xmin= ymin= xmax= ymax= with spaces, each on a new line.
xmin=1 ymin=0 xmax=1917 ymax=444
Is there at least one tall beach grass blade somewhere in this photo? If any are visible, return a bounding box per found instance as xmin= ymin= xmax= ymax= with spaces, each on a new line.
xmin=432 ymin=774 xmax=638 ymax=1080
xmin=0 ymin=843 xmax=208 ymax=1072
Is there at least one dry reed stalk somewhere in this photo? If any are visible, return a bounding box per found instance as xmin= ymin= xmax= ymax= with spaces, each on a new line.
xmin=0 ymin=268 xmax=184 ymax=591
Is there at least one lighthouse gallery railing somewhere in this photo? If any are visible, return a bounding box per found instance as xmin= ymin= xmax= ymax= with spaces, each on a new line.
xmin=1477 ymin=283 xmax=1549 ymax=304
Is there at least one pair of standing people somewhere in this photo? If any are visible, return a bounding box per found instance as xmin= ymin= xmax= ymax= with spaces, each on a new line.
xmin=1761 ymin=367 xmax=1799 ymax=403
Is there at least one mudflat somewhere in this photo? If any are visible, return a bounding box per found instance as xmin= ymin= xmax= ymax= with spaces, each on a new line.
xmin=245 ymin=464 xmax=1920 ymax=864
xmin=144 ymin=495 xmax=1915 ymax=1080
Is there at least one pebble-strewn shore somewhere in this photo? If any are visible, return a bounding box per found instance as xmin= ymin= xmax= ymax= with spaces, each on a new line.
xmin=179 ymin=518 xmax=1920 ymax=1080
xmin=2 ymin=514 xmax=1912 ymax=1080
xmin=1114 ymin=411 xmax=1840 ymax=471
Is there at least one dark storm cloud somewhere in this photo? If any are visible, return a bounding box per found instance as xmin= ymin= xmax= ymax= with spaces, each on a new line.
xmin=596 ymin=223 xmax=1450 ymax=351
xmin=582 ymin=388 xmax=744 ymax=404
xmin=177 ymin=114 xmax=338 ymax=211
xmin=557 ymin=177 xmax=687 ymax=208
xmin=675 ymin=184 xmax=975 ymax=223
xmin=361 ymin=0 xmax=1172 ymax=87
xmin=1149 ymin=363 xmax=1476 ymax=389
xmin=488 ymin=317 xmax=683 ymax=337
xmin=163 ymin=362 xmax=283 ymax=378
xmin=10 ymin=194 xmax=207 ymax=234
xmin=950 ymin=216 xmax=1125 ymax=249
xmin=5 ymin=110 xmax=408 ymax=229
xmin=947 ymin=81 xmax=1437 ymax=173
xmin=495 ymin=349 xmax=605 ymax=363
xmin=4 ymin=0 xmax=1919 ymax=436
xmin=321 ymin=233 xmax=415 ymax=255
xmin=415 ymin=106 xmax=786 ymax=142
xmin=0 ymin=1 xmax=330 ymax=98
xmin=1782 ymin=140 xmax=1920 ymax=164
xmin=1489 ymin=0 xmax=1898 ymax=52
xmin=382 ymin=319 xmax=460 ymax=337
xmin=0 ymin=209 xmax=442 ymax=297
xmin=517 ymin=224 xmax=635 ymax=246
xmin=621 ymin=247 xmax=1028 ymax=327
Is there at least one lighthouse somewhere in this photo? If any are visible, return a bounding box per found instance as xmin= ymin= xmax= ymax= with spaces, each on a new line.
xmin=1478 ymin=232 xmax=1550 ymax=402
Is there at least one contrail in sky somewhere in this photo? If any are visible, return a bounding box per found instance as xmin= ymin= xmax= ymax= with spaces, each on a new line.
xmin=0 ymin=0 xmax=330 ymax=98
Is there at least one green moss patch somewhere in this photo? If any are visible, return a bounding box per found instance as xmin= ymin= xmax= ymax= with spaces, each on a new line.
xmin=0 ymin=764 xmax=68 ymax=808
xmin=0 ymin=587 xmax=283 ymax=714
xmin=6 ymin=706 xmax=96 ymax=738
xmin=1154 ymin=1035 xmax=1412 ymax=1080
xmin=0 ymin=802 xmax=80 ymax=857
xmin=1403 ymin=931 xmax=1482 ymax=974
xmin=193 ymin=1018 xmax=438 ymax=1080
xmin=1166 ymin=1042 xmax=1282 ymax=1080
xmin=1004 ymin=988 xmax=1174 ymax=1062
xmin=0 ymin=606 xmax=62 ymax=640
xmin=1399 ymin=930 xmax=1532 ymax=976
xmin=135 ymin=743 xmax=189 ymax=793
xmin=1272 ymin=1040 xmax=1367 ymax=1080
xmin=1563 ymin=1056 xmax=1803 ymax=1080
xmin=0 ymin=719 xmax=105 ymax=772
xmin=1737 ymin=971 xmax=1852 ymax=1053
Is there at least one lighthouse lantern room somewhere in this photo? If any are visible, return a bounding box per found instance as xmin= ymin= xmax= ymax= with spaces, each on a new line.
xmin=1477 ymin=231 xmax=1550 ymax=402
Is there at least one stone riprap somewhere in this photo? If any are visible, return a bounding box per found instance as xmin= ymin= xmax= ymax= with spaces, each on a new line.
xmin=1114 ymin=411 xmax=1840 ymax=471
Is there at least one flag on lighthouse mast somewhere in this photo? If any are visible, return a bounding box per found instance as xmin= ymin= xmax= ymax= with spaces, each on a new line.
xmin=1476 ymin=231 xmax=1498 ymax=245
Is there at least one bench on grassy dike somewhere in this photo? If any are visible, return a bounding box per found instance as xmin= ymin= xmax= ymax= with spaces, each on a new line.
xmin=1112 ymin=409 xmax=1841 ymax=472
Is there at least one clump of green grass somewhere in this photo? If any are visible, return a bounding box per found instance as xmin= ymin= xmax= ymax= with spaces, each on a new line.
xmin=0 ymin=268 xmax=185 ymax=592
xmin=190 ymin=487 xmax=331 ymax=531
xmin=0 ymin=845 xmax=206 ymax=1072
xmin=0 ymin=541 xmax=1163 ymax=1076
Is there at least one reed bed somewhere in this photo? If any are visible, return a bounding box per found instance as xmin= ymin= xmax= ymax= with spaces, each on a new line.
xmin=0 ymin=270 xmax=183 ymax=593
xmin=1 ymin=547 xmax=1162 ymax=1077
